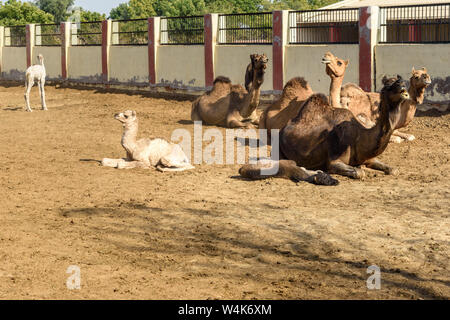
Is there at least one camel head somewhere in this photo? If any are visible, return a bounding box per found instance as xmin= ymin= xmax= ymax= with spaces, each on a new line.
xmin=322 ymin=52 xmax=348 ymax=78
xmin=248 ymin=53 xmax=269 ymax=89
xmin=37 ymin=54 xmax=44 ymax=64
xmin=114 ymin=110 xmax=137 ymax=127
xmin=411 ymin=67 xmax=432 ymax=89
xmin=250 ymin=53 xmax=269 ymax=73
xmin=382 ymin=75 xmax=410 ymax=105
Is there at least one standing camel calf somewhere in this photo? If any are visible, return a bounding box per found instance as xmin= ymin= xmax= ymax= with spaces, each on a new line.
xmin=24 ymin=54 xmax=47 ymax=112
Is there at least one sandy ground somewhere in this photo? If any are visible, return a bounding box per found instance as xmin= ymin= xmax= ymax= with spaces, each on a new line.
xmin=0 ymin=84 xmax=448 ymax=300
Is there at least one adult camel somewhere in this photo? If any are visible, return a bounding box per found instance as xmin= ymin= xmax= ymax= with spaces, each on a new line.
xmin=259 ymin=52 xmax=348 ymax=141
xmin=191 ymin=54 xmax=268 ymax=128
xmin=240 ymin=76 xmax=410 ymax=185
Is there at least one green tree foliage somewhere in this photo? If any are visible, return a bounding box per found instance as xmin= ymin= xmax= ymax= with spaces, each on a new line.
xmin=79 ymin=9 xmax=106 ymax=22
xmin=261 ymin=0 xmax=340 ymax=11
xmin=154 ymin=0 xmax=206 ymax=17
xmin=110 ymin=0 xmax=156 ymax=20
xmin=0 ymin=0 xmax=54 ymax=25
xmin=35 ymin=0 xmax=74 ymax=23
xmin=109 ymin=0 xmax=343 ymax=19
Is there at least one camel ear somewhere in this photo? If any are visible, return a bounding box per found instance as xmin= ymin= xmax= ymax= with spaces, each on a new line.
xmin=422 ymin=67 xmax=427 ymax=73
xmin=344 ymin=60 xmax=349 ymax=66
xmin=412 ymin=67 xmax=416 ymax=74
xmin=382 ymin=75 xmax=389 ymax=85
xmin=132 ymin=111 xmax=136 ymax=117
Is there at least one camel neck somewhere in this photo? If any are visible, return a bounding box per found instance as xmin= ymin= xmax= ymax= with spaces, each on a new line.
xmin=329 ymin=76 xmax=343 ymax=108
xmin=409 ymin=85 xmax=426 ymax=105
xmin=240 ymin=72 xmax=263 ymax=117
xmin=359 ymin=94 xmax=400 ymax=158
xmin=121 ymin=121 xmax=138 ymax=154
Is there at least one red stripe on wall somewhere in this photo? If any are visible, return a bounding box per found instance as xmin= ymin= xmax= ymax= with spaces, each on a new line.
xmin=272 ymin=11 xmax=284 ymax=91
xmin=101 ymin=20 xmax=108 ymax=84
xmin=148 ymin=18 xmax=156 ymax=85
xmin=26 ymin=25 xmax=32 ymax=68
xmin=359 ymin=7 xmax=372 ymax=92
xmin=61 ymin=23 xmax=67 ymax=79
xmin=204 ymin=14 xmax=214 ymax=88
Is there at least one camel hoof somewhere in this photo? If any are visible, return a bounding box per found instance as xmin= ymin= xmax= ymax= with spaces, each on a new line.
xmin=390 ymin=136 xmax=404 ymax=144
xmin=310 ymin=172 xmax=339 ymax=186
xmin=406 ymin=134 xmax=415 ymax=142
xmin=354 ymin=168 xmax=366 ymax=180
xmin=26 ymin=109 xmax=33 ymax=113
xmin=386 ymin=168 xmax=399 ymax=176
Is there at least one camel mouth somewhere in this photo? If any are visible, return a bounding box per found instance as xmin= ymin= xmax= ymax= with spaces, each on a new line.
xmin=401 ymin=92 xmax=410 ymax=99
xmin=322 ymin=59 xmax=331 ymax=64
xmin=425 ymin=79 xmax=432 ymax=85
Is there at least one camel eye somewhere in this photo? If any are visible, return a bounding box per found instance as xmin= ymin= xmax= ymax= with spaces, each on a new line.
xmin=338 ymin=61 xmax=342 ymax=66
xmin=124 ymin=115 xmax=129 ymax=119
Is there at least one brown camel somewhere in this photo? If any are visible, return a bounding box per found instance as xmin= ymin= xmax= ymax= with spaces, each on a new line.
xmin=240 ymin=75 xmax=410 ymax=184
xmin=191 ymin=54 xmax=268 ymax=128
xmin=340 ymin=68 xmax=431 ymax=143
xmin=259 ymin=52 xmax=348 ymax=140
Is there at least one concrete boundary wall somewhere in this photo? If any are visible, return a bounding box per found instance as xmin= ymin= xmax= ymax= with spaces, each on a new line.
xmin=1 ymin=47 xmax=27 ymax=80
xmin=375 ymin=44 xmax=450 ymax=104
xmin=68 ymin=46 xmax=102 ymax=83
xmin=33 ymin=46 xmax=61 ymax=80
xmin=215 ymin=45 xmax=273 ymax=93
xmin=0 ymin=7 xmax=449 ymax=106
xmin=285 ymin=45 xmax=359 ymax=94
xmin=157 ymin=45 xmax=205 ymax=89
xmin=110 ymin=46 xmax=148 ymax=85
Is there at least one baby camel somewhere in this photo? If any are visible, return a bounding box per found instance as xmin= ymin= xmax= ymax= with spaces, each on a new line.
xmin=102 ymin=110 xmax=194 ymax=172
xmin=25 ymin=54 xmax=47 ymax=112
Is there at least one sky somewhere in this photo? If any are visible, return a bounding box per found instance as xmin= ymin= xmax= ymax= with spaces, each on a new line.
xmin=74 ymin=0 xmax=127 ymax=15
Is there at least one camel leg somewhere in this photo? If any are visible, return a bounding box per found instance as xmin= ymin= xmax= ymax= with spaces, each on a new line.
xmin=191 ymin=101 xmax=202 ymax=122
xmin=248 ymin=109 xmax=259 ymax=125
xmin=159 ymin=146 xmax=195 ymax=171
xmin=364 ymin=158 xmax=398 ymax=176
xmin=328 ymin=160 xmax=365 ymax=179
xmin=392 ymin=129 xmax=415 ymax=142
xmin=24 ymin=80 xmax=34 ymax=112
xmin=39 ymin=80 xmax=47 ymax=111
xmin=117 ymin=160 xmax=150 ymax=170
xmin=101 ymin=158 xmax=126 ymax=168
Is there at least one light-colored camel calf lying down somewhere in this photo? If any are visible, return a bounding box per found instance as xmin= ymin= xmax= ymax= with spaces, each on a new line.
xmin=102 ymin=110 xmax=194 ymax=172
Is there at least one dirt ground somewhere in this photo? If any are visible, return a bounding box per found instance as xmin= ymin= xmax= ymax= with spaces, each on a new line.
xmin=0 ymin=84 xmax=448 ymax=300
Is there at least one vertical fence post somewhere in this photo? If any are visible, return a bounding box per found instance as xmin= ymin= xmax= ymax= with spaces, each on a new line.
xmin=273 ymin=10 xmax=289 ymax=93
xmin=148 ymin=17 xmax=160 ymax=86
xmin=0 ymin=26 xmax=4 ymax=75
xmin=61 ymin=22 xmax=71 ymax=80
xmin=359 ymin=6 xmax=379 ymax=92
xmin=26 ymin=24 xmax=35 ymax=68
xmin=204 ymin=13 xmax=218 ymax=89
xmin=102 ymin=19 xmax=112 ymax=85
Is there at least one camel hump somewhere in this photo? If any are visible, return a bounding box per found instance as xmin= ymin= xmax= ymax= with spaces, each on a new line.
xmin=307 ymin=93 xmax=329 ymax=105
xmin=213 ymin=76 xmax=232 ymax=85
xmin=341 ymin=83 xmax=365 ymax=97
xmin=284 ymin=77 xmax=310 ymax=90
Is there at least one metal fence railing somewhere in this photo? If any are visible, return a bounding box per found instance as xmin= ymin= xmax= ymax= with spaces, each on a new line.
xmin=71 ymin=21 xmax=103 ymax=46
xmin=35 ymin=23 xmax=61 ymax=46
xmin=4 ymin=25 xmax=27 ymax=47
xmin=160 ymin=16 xmax=204 ymax=45
xmin=112 ymin=19 xmax=148 ymax=45
xmin=218 ymin=12 xmax=272 ymax=45
xmin=289 ymin=9 xmax=359 ymax=44
xmin=380 ymin=3 xmax=450 ymax=43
